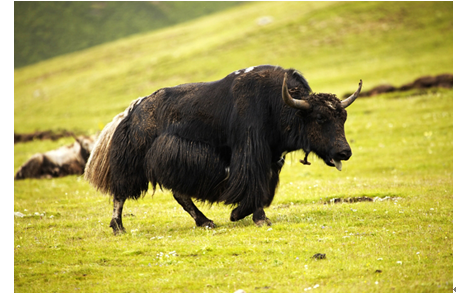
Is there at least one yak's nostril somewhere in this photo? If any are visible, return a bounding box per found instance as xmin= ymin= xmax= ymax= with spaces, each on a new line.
xmin=336 ymin=149 xmax=352 ymax=161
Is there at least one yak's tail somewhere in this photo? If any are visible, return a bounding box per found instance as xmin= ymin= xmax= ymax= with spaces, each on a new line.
xmin=84 ymin=97 xmax=145 ymax=195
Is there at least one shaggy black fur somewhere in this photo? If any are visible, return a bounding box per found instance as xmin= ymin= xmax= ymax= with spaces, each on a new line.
xmin=86 ymin=65 xmax=357 ymax=232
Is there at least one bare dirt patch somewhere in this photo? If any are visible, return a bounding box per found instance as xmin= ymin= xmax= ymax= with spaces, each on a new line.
xmin=324 ymin=196 xmax=401 ymax=204
xmin=344 ymin=74 xmax=452 ymax=98
xmin=14 ymin=130 xmax=80 ymax=144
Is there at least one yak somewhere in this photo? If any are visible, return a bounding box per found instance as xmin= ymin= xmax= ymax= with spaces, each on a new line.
xmin=15 ymin=135 xmax=96 ymax=179
xmin=85 ymin=65 xmax=362 ymax=234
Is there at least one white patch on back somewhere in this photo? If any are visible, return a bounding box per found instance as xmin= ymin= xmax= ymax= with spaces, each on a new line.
xmin=135 ymin=96 xmax=146 ymax=106
xmin=245 ymin=66 xmax=255 ymax=73
xmin=233 ymin=66 xmax=256 ymax=75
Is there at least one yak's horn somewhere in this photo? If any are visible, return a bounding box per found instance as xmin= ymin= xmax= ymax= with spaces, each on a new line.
xmin=341 ymin=80 xmax=363 ymax=108
xmin=282 ymin=73 xmax=311 ymax=111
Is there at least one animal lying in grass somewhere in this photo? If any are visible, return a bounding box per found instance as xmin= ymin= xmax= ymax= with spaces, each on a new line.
xmin=15 ymin=135 xmax=96 ymax=179
xmin=84 ymin=65 xmax=362 ymax=234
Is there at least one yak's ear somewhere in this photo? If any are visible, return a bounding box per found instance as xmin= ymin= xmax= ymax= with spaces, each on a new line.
xmin=282 ymin=73 xmax=312 ymax=111
xmin=73 ymin=136 xmax=82 ymax=146
xmin=70 ymin=132 xmax=81 ymax=145
xmin=296 ymin=108 xmax=312 ymax=119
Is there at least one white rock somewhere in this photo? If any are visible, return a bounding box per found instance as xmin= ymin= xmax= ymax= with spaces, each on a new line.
xmin=257 ymin=16 xmax=273 ymax=26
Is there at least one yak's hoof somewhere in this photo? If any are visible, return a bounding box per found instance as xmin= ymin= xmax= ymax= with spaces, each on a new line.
xmin=255 ymin=217 xmax=272 ymax=227
xmin=230 ymin=206 xmax=252 ymax=222
xmin=110 ymin=219 xmax=126 ymax=235
xmin=198 ymin=220 xmax=216 ymax=229
xmin=230 ymin=214 xmax=240 ymax=222
xmin=230 ymin=211 xmax=247 ymax=222
xmin=112 ymin=228 xmax=126 ymax=235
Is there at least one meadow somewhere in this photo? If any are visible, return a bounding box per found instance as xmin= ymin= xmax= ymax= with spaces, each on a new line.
xmin=14 ymin=1 xmax=243 ymax=68
xmin=14 ymin=1 xmax=452 ymax=293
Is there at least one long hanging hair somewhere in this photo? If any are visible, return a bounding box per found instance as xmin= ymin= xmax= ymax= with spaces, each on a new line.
xmin=84 ymin=97 xmax=145 ymax=195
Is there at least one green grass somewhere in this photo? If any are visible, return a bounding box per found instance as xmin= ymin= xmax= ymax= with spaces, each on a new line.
xmin=14 ymin=1 xmax=452 ymax=293
xmin=14 ymin=1 xmax=244 ymax=68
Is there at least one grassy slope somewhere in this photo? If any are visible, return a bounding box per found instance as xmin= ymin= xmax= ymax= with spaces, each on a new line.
xmin=14 ymin=1 xmax=243 ymax=68
xmin=14 ymin=1 xmax=452 ymax=293
xmin=14 ymin=1 xmax=452 ymax=134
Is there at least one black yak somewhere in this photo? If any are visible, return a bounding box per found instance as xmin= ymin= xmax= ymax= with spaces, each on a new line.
xmin=15 ymin=135 xmax=96 ymax=179
xmin=84 ymin=65 xmax=362 ymax=234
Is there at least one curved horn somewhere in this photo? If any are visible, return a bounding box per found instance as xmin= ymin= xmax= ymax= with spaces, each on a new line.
xmin=282 ymin=73 xmax=311 ymax=111
xmin=341 ymin=79 xmax=363 ymax=108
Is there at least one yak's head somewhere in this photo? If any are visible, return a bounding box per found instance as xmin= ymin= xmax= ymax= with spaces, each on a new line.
xmin=282 ymin=73 xmax=362 ymax=171
xmin=75 ymin=135 xmax=97 ymax=163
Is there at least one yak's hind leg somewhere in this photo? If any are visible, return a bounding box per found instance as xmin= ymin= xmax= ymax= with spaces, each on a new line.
xmin=109 ymin=196 xmax=126 ymax=235
xmin=173 ymin=192 xmax=216 ymax=228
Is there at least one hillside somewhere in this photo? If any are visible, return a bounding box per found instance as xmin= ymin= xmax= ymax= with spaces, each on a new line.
xmin=14 ymin=1 xmax=244 ymax=68
xmin=13 ymin=1 xmax=453 ymax=292
xmin=14 ymin=1 xmax=452 ymax=134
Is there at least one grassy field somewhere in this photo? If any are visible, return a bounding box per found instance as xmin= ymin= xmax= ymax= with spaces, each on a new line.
xmin=14 ymin=1 xmax=243 ymax=68
xmin=14 ymin=1 xmax=452 ymax=293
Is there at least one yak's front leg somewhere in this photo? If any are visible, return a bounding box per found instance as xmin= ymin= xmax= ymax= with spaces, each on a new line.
xmin=252 ymin=206 xmax=271 ymax=227
xmin=230 ymin=161 xmax=281 ymax=226
xmin=253 ymin=158 xmax=283 ymax=226
xmin=173 ymin=192 xmax=216 ymax=228
xmin=225 ymin=129 xmax=273 ymax=227
xmin=109 ymin=196 xmax=126 ymax=235
xmin=230 ymin=203 xmax=253 ymax=222
xmin=230 ymin=203 xmax=271 ymax=227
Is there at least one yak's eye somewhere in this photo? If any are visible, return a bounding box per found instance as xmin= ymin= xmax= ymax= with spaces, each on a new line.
xmin=316 ymin=114 xmax=326 ymax=124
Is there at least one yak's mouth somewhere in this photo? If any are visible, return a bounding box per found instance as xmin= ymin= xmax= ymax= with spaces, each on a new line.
xmin=327 ymin=158 xmax=343 ymax=171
